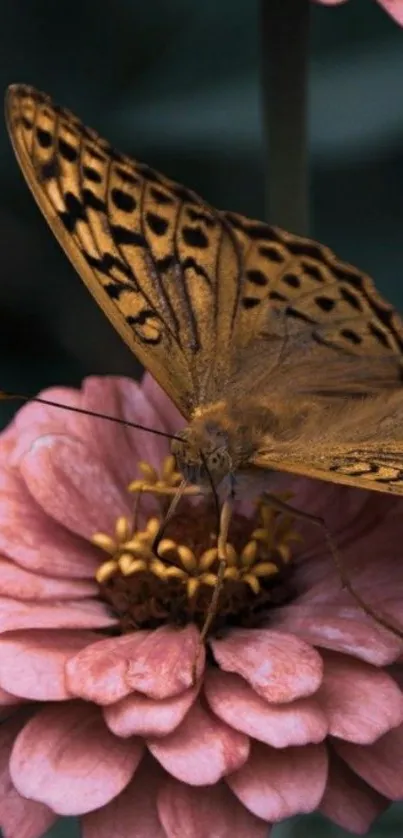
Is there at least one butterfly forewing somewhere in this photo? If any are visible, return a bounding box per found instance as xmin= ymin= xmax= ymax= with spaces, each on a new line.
xmin=6 ymin=83 xmax=403 ymax=497
xmin=6 ymin=85 xmax=242 ymax=416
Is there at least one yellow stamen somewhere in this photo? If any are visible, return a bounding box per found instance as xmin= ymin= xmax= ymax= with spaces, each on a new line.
xmin=115 ymin=516 xmax=131 ymax=542
xmin=150 ymin=557 xmax=170 ymax=579
xmin=254 ymin=561 xmax=279 ymax=577
xmin=138 ymin=461 xmax=158 ymax=483
xmin=92 ymin=532 xmax=117 ymax=553
xmin=223 ymin=566 xmax=240 ymax=581
xmin=157 ymin=538 xmax=178 ymax=556
xmin=240 ymin=540 xmax=258 ymax=565
xmin=165 ymin=565 xmax=187 ymax=580
xmin=199 ymin=547 xmax=218 ymax=571
xmin=200 ymin=572 xmax=219 ymax=587
xmin=244 ymin=574 xmax=260 ymax=594
xmin=187 ymin=577 xmax=200 ymax=598
xmin=120 ymin=556 xmax=148 ymax=576
xmin=96 ymin=559 xmax=118 ymax=583
xmin=177 ymin=544 xmax=197 ymax=572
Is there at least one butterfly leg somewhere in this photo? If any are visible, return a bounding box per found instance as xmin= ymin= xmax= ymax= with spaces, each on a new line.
xmin=260 ymin=491 xmax=403 ymax=641
xmin=192 ymin=484 xmax=237 ymax=681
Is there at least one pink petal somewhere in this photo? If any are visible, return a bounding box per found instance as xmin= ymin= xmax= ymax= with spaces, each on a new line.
xmin=0 ymin=596 xmax=116 ymax=633
xmin=0 ymin=630 xmax=99 ymax=700
xmin=82 ymin=756 xmax=166 ymax=838
xmin=0 ymin=467 xmax=101 ymax=578
xmin=11 ymin=385 xmax=84 ymax=448
xmin=379 ymin=0 xmax=403 ymax=25
xmin=104 ymin=684 xmax=199 ymax=738
xmin=20 ymin=434 xmax=131 ymax=539
xmin=80 ymin=376 xmax=175 ymax=485
xmin=142 ymin=374 xmax=185 ymax=437
xmin=158 ymin=777 xmax=268 ymax=838
xmin=0 ymin=713 xmax=56 ymax=838
xmin=317 ymin=651 xmax=403 ymax=744
xmin=0 ymin=687 xmax=21 ymax=706
xmin=320 ymin=750 xmax=388 ymax=835
xmin=211 ymin=628 xmax=323 ymax=702
xmin=273 ymin=602 xmax=403 ymax=665
xmin=148 ymin=700 xmax=249 ymax=785
xmin=10 ymin=702 xmax=144 ymax=815
xmin=66 ymin=625 xmax=204 ymax=705
xmin=333 ymin=723 xmax=403 ymax=800
xmin=0 ymin=557 xmax=97 ymax=600
xmin=205 ymin=670 xmax=327 ymax=747
xmin=227 ymin=740 xmax=327 ymax=822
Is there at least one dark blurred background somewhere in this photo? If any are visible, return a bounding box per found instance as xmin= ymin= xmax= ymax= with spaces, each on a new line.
xmin=0 ymin=0 xmax=403 ymax=835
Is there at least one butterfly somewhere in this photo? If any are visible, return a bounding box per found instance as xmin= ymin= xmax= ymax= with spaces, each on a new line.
xmin=5 ymin=83 xmax=403 ymax=508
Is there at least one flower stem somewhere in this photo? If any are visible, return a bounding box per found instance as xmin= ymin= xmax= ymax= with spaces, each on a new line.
xmin=259 ymin=0 xmax=310 ymax=234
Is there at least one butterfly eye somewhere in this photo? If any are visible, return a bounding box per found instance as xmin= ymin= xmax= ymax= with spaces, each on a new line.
xmin=206 ymin=448 xmax=231 ymax=478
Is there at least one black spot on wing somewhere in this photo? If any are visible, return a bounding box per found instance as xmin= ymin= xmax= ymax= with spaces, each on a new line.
xmin=301 ymin=261 xmax=323 ymax=282
xmin=171 ymin=184 xmax=196 ymax=203
xmin=340 ymin=287 xmax=363 ymax=311
xmin=104 ymin=280 xmax=137 ymax=298
xmin=269 ymin=291 xmax=287 ymax=302
xmin=82 ymin=189 xmax=106 ymax=213
xmin=111 ymin=188 xmax=136 ymax=213
xmin=41 ymin=157 xmax=60 ymax=181
xmin=259 ymin=245 xmax=284 ymax=263
xmin=111 ymin=226 xmax=146 ymax=247
xmin=340 ymin=328 xmax=362 ymax=345
xmin=182 ymin=226 xmax=208 ymax=249
xmin=247 ymin=269 xmax=267 ymax=287
xmin=369 ymin=323 xmax=390 ymax=348
xmin=58 ymin=137 xmax=78 ymax=162
xmin=242 ymin=297 xmax=260 ymax=309
xmin=146 ymin=212 xmax=168 ymax=236
xmin=36 ymin=127 xmax=52 ymax=148
xmin=186 ymin=207 xmax=215 ymax=228
xmin=315 ymin=296 xmax=335 ymax=312
xmin=225 ymin=213 xmax=278 ymax=241
xmin=282 ymin=273 xmax=300 ymax=289
xmin=115 ymin=167 xmax=139 ymax=186
xmin=85 ymin=145 xmax=105 ymax=163
xmin=59 ymin=192 xmax=86 ymax=232
xmin=83 ymin=165 xmax=102 ymax=184
xmin=150 ymin=187 xmax=174 ymax=206
xmin=83 ymin=250 xmax=134 ymax=280
xmin=136 ymin=163 xmax=161 ymax=184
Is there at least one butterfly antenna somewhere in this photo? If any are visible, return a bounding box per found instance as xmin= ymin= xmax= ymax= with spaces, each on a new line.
xmin=0 ymin=389 xmax=181 ymax=441
xmin=261 ymin=491 xmax=403 ymax=642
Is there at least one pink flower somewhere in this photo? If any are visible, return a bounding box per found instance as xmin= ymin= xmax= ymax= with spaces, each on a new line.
xmin=315 ymin=0 xmax=403 ymax=26
xmin=1 ymin=374 xmax=403 ymax=837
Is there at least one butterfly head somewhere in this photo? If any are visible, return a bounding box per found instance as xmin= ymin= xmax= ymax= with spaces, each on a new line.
xmin=171 ymin=420 xmax=234 ymax=488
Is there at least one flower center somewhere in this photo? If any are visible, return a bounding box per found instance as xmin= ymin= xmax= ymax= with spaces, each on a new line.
xmin=93 ymin=456 xmax=300 ymax=636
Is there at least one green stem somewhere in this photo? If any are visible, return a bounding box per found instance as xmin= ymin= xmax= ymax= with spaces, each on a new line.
xmin=259 ymin=0 xmax=310 ymax=234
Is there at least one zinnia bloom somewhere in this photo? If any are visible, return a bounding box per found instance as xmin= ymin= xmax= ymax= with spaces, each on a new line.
xmin=315 ymin=0 xmax=403 ymax=26
xmin=1 ymin=374 xmax=403 ymax=838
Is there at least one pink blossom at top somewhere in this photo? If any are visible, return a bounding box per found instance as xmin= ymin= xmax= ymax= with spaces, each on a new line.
xmin=0 ymin=374 xmax=403 ymax=837
xmin=315 ymin=0 xmax=403 ymax=26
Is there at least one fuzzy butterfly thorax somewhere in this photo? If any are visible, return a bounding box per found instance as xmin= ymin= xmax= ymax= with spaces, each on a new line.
xmin=171 ymin=398 xmax=287 ymax=490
